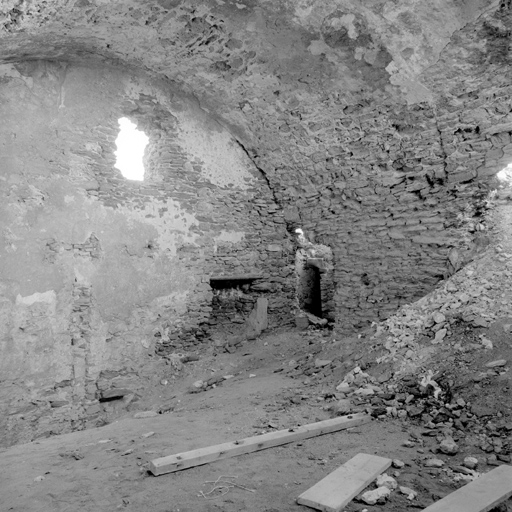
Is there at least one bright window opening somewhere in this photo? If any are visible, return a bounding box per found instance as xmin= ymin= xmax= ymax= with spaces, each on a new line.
xmin=114 ymin=117 xmax=149 ymax=181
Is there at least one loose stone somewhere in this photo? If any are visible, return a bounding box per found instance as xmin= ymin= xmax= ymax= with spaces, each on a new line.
xmin=424 ymin=458 xmax=445 ymax=468
xmin=360 ymin=486 xmax=391 ymax=505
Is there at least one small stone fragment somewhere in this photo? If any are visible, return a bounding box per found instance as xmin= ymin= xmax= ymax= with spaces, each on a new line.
xmin=487 ymin=455 xmax=500 ymax=466
xmin=439 ymin=437 xmax=459 ymax=455
xmin=331 ymin=399 xmax=352 ymax=416
xmin=424 ymin=458 xmax=445 ymax=468
xmin=473 ymin=317 xmax=489 ymax=328
xmin=433 ymin=312 xmax=446 ymax=324
xmin=399 ymin=486 xmax=418 ymax=500
xmin=59 ymin=449 xmax=84 ymax=460
xmin=433 ymin=328 xmax=447 ymax=343
xmin=446 ymin=282 xmax=458 ymax=292
xmin=353 ymin=387 xmax=374 ymax=396
xmin=360 ymin=486 xmax=391 ymax=505
xmin=463 ymin=456 xmax=478 ymax=469
xmin=481 ymin=336 xmax=493 ymax=349
xmin=452 ymin=465 xmax=476 ymax=476
xmin=134 ymin=411 xmax=158 ymax=418
xmin=188 ymin=380 xmax=205 ymax=393
xmin=376 ymin=473 xmax=398 ymax=490
xmin=471 ymin=405 xmax=494 ymax=418
xmin=485 ymin=359 xmax=507 ymax=368
xmin=392 ymin=459 xmax=405 ymax=469
xmin=34 ymin=475 xmax=45 ymax=482
xmin=406 ymin=405 xmax=424 ymax=417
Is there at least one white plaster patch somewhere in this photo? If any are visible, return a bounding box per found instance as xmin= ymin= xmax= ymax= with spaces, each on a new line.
xmin=386 ymin=61 xmax=433 ymax=104
xmin=0 ymin=64 xmax=33 ymax=88
xmin=175 ymin=115 xmax=257 ymax=189
xmin=354 ymin=46 xmax=365 ymax=61
xmin=308 ymin=39 xmax=332 ymax=56
xmin=400 ymin=79 xmax=434 ymax=104
xmin=247 ymin=73 xmax=280 ymax=89
xmin=119 ymin=198 xmax=199 ymax=255
xmin=16 ymin=290 xmax=56 ymax=306
xmin=74 ymin=269 xmax=89 ymax=285
xmin=362 ymin=47 xmax=380 ymax=65
xmin=295 ymin=5 xmax=314 ymax=18
xmin=215 ymin=230 xmax=245 ymax=244
xmin=335 ymin=14 xmax=358 ymax=39
xmin=150 ymin=291 xmax=189 ymax=314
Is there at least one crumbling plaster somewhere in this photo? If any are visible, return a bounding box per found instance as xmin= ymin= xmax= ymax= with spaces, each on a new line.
xmin=1 ymin=0 xmax=512 ymax=444
xmin=0 ymin=59 xmax=294 ymax=446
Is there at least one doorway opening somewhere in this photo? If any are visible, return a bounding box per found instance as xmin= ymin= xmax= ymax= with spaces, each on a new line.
xmin=294 ymin=228 xmax=334 ymax=322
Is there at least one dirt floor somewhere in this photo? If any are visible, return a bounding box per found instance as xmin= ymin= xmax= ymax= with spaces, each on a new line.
xmin=3 ymin=202 xmax=512 ymax=512
xmin=2 ymin=325 xmax=511 ymax=512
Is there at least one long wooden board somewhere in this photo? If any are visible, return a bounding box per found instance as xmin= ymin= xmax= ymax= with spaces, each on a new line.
xmin=148 ymin=413 xmax=370 ymax=476
xmin=296 ymin=453 xmax=392 ymax=512
xmin=421 ymin=464 xmax=512 ymax=512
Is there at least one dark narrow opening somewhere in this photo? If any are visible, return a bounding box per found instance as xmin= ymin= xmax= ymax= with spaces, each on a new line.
xmin=303 ymin=265 xmax=322 ymax=317
xmin=295 ymin=228 xmax=335 ymax=322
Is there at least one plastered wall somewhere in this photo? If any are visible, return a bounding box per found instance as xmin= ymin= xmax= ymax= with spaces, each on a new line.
xmin=0 ymin=61 xmax=295 ymax=446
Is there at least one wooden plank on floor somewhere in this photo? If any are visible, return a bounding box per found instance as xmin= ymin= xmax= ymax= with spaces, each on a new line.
xmin=421 ymin=464 xmax=512 ymax=512
xmin=296 ymin=453 xmax=392 ymax=512
xmin=148 ymin=413 xmax=370 ymax=476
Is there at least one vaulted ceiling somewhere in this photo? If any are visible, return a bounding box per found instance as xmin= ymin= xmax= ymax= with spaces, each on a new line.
xmin=0 ymin=0 xmax=500 ymax=142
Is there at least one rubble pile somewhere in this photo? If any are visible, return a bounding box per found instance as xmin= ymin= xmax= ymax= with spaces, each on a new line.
xmin=371 ymin=245 xmax=512 ymax=376
xmin=273 ymin=207 xmax=512 ymax=501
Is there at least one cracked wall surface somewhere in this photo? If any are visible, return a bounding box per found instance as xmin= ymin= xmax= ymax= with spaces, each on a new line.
xmin=1 ymin=0 xmax=512 ymax=443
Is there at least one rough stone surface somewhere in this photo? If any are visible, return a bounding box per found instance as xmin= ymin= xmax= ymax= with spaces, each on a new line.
xmin=439 ymin=437 xmax=459 ymax=455
xmin=245 ymin=297 xmax=269 ymax=339
xmin=1 ymin=0 xmax=512 ymax=445
xmin=424 ymin=458 xmax=445 ymax=468
xmin=360 ymin=486 xmax=391 ymax=505
xmin=0 ymin=62 xmax=294 ymax=446
xmin=0 ymin=0 xmax=506 ymax=335
xmin=375 ymin=473 xmax=398 ymax=490
xmin=463 ymin=456 xmax=479 ymax=469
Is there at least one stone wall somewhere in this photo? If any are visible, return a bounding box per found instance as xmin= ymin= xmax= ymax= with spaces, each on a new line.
xmin=2 ymin=0 xmax=512 ymax=447
xmin=236 ymin=6 xmax=512 ymax=331
xmin=0 ymin=61 xmax=295 ymax=447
